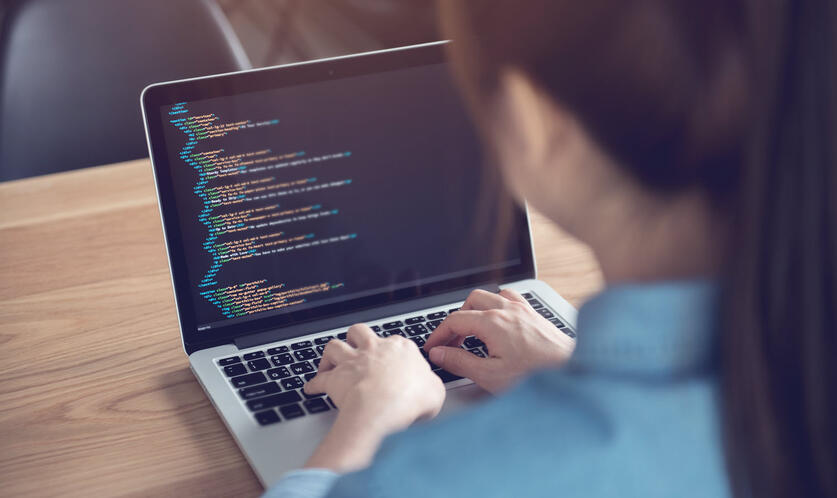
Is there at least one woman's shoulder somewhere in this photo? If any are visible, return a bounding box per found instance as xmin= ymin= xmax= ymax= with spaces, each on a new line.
xmin=328 ymin=368 xmax=730 ymax=498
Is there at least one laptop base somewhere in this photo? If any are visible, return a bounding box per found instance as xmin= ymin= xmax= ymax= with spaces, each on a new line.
xmin=190 ymin=278 xmax=577 ymax=487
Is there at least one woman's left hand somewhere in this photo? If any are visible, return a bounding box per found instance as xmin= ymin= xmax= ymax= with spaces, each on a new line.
xmin=303 ymin=324 xmax=445 ymax=471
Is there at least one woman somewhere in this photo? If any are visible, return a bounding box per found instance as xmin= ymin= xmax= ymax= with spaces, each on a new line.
xmin=266 ymin=1 xmax=836 ymax=497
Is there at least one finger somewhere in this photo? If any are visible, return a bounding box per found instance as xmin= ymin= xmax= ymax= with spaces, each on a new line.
xmin=428 ymin=346 xmax=490 ymax=381
xmin=461 ymin=289 xmax=510 ymax=311
xmin=319 ymin=339 xmax=355 ymax=371
xmin=304 ymin=369 xmax=332 ymax=394
xmin=424 ymin=310 xmax=495 ymax=351
xmin=346 ymin=323 xmax=376 ymax=349
xmin=498 ymin=288 xmax=529 ymax=304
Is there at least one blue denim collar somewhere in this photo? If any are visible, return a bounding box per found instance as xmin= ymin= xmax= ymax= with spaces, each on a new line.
xmin=565 ymin=280 xmax=719 ymax=376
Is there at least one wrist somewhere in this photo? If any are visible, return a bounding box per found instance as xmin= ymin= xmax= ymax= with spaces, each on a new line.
xmin=304 ymin=406 xmax=391 ymax=472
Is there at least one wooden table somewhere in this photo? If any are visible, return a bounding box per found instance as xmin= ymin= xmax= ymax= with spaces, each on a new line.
xmin=0 ymin=160 xmax=601 ymax=497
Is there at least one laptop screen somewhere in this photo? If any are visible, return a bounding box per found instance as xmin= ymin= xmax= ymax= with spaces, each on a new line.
xmin=144 ymin=43 xmax=533 ymax=351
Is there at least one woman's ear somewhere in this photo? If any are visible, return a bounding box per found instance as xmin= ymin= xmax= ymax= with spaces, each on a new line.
xmin=488 ymin=68 xmax=642 ymax=241
xmin=492 ymin=68 xmax=572 ymax=179
xmin=494 ymin=70 xmax=560 ymax=172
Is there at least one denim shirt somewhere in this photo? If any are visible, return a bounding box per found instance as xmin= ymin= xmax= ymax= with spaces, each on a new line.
xmin=264 ymin=281 xmax=730 ymax=498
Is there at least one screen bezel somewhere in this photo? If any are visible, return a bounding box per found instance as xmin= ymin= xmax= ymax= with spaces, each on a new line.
xmin=141 ymin=41 xmax=535 ymax=354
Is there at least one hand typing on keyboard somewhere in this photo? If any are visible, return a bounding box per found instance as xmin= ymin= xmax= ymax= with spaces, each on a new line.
xmin=424 ymin=289 xmax=574 ymax=394
xmin=303 ymin=324 xmax=445 ymax=472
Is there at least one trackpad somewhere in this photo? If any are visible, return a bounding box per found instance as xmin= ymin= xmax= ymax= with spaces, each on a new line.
xmin=440 ymin=382 xmax=490 ymax=415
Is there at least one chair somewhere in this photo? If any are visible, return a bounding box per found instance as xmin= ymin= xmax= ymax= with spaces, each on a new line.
xmin=0 ymin=0 xmax=251 ymax=181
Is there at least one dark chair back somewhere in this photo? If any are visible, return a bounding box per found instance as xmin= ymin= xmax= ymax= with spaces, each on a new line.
xmin=0 ymin=0 xmax=251 ymax=181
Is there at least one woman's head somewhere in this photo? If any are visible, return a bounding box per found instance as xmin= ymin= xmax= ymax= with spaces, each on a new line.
xmin=439 ymin=1 xmax=758 ymax=282
xmin=440 ymin=1 xmax=837 ymax=497
xmin=440 ymin=0 xmax=753 ymax=199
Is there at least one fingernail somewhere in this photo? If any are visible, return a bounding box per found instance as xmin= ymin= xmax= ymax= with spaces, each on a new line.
xmin=430 ymin=347 xmax=445 ymax=363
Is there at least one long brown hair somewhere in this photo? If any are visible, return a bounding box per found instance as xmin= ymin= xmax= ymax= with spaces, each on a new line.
xmin=440 ymin=1 xmax=837 ymax=497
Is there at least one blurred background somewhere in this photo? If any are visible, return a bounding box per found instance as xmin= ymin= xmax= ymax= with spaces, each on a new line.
xmin=0 ymin=0 xmax=439 ymax=181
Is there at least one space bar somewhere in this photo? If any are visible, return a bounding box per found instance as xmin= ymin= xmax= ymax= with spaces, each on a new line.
xmin=246 ymin=390 xmax=302 ymax=411
xmin=435 ymin=369 xmax=463 ymax=383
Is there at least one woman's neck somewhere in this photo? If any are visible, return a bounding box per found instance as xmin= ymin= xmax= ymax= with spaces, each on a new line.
xmin=584 ymin=189 xmax=726 ymax=284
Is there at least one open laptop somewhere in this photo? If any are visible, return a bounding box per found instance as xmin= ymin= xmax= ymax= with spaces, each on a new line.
xmin=141 ymin=41 xmax=577 ymax=487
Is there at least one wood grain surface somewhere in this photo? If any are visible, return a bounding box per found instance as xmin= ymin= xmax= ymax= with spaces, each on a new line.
xmin=0 ymin=160 xmax=601 ymax=497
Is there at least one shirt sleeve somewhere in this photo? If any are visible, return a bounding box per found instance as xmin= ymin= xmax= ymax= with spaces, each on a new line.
xmin=320 ymin=369 xmax=729 ymax=498
xmin=261 ymin=469 xmax=340 ymax=498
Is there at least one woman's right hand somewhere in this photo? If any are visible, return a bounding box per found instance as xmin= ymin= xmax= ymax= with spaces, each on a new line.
xmin=423 ymin=289 xmax=574 ymax=394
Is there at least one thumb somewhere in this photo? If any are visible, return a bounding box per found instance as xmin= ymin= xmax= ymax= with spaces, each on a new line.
xmin=429 ymin=346 xmax=486 ymax=380
xmin=304 ymin=370 xmax=330 ymax=395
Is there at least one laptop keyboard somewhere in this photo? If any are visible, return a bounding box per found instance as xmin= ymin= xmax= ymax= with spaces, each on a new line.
xmin=215 ymin=292 xmax=575 ymax=426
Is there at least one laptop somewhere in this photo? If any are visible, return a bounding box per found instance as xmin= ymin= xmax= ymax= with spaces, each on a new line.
xmin=140 ymin=40 xmax=578 ymax=487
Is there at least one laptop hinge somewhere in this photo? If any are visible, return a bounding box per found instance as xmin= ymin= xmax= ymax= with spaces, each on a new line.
xmin=234 ymin=283 xmax=500 ymax=351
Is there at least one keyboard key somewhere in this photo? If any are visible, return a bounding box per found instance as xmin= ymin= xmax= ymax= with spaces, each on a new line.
xmin=231 ymin=372 xmax=267 ymax=388
xmin=426 ymin=319 xmax=443 ymax=331
xmin=463 ymin=336 xmax=485 ymax=349
xmin=266 ymin=345 xmax=289 ymax=355
xmin=280 ymin=403 xmax=305 ymax=419
xmin=243 ymin=351 xmax=265 ymax=360
xmin=326 ymin=396 xmax=337 ymax=409
xmin=536 ymin=308 xmax=554 ymax=319
xmin=435 ymin=369 xmax=463 ymax=383
xmin=266 ymin=366 xmax=292 ymax=380
xmin=246 ymin=390 xmax=302 ymax=411
xmin=239 ymin=382 xmax=281 ymax=400
xmin=302 ymin=387 xmax=324 ymax=398
xmin=549 ymin=317 xmax=565 ymax=328
xmin=427 ymin=311 xmax=447 ymax=320
xmin=528 ymin=300 xmax=544 ymax=309
xmin=370 ymin=325 xmax=382 ymax=333
xmin=316 ymin=345 xmax=326 ymax=355
xmin=294 ymin=348 xmax=318 ymax=361
xmin=304 ymin=398 xmax=331 ymax=414
xmin=521 ymin=292 xmax=533 ymax=299
xmin=337 ymin=332 xmax=347 ymax=340
xmin=271 ymin=353 xmax=294 ymax=366
xmin=290 ymin=361 xmax=315 ymax=375
xmin=218 ymin=356 xmax=241 ymax=366
xmin=382 ymin=320 xmax=403 ymax=330
xmin=254 ymin=410 xmax=281 ymax=426
xmin=223 ymin=363 xmax=247 ymax=377
xmin=384 ymin=328 xmax=405 ymax=337
xmin=291 ymin=340 xmax=313 ymax=350
xmin=281 ymin=376 xmax=304 ymax=390
xmin=404 ymin=316 xmax=425 ymax=325
xmin=468 ymin=348 xmax=486 ymax=358
xmin=313 ymin=358 xmax=321 ymax=368
xmin=304 ymin=372 xmax=317 ymax=382
xmin=448 ymin=308 xmax=460 ymax=314
xmin=247 ymin=359 xmax=271 ymax=371
xmin=405 ymin=324 xmax=428 ymax=336
xmin=314 ymin=336 xmax=333 ymax=345
xmin=410 ymin=336 xmax=426 ymax=348
xmin=561 ymin=327 xmax=576 ymax=339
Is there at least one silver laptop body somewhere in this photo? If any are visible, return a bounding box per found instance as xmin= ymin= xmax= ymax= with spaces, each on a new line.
xmin=141 ymin=41 xmax=578 ymax=487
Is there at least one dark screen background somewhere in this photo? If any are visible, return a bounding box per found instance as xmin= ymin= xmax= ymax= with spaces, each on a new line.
xmin=160 ymin=63 xmax=520 ymax=329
